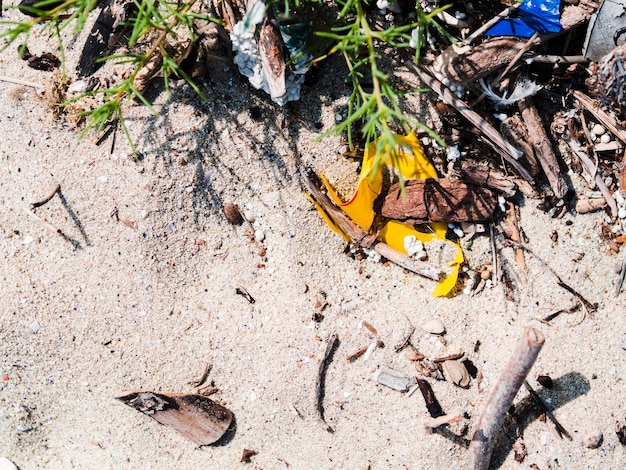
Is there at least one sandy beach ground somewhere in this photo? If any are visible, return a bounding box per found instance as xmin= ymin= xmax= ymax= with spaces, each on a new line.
xmin=1 ymin=3 xmax=626 ymax=468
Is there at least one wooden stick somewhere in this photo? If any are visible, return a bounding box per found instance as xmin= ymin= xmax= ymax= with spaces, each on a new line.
xmin=467 ymin=327 xmax=545 ymax=470
xmin=402 ymin=60 xmax=533 ymax=184
xmin=24 ymin=207 xmax=62 ymax=235
xmin=464 ymin=4 xmax=521 ymax=45
xmin=518 ymin=96 xmax=568 ymax=198
xmin=316 ymin=331 xmax=338 ymax=433
xmin=0 ymin=75 xmax=44 ymax=91
xmin=573 ymin=91 xmax=626 ymax=146
xmin=30 ymin=184 xmax=61 ymax=210
xmin=301 ymin=168 xmax=442 ymax=281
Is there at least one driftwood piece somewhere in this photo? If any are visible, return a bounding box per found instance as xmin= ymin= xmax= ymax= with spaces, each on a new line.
xmin=458 ymin=160 xmax=517 ymax=197
xmin=115 ymin=391 xmax=233 ymax=445
xmin=467 ymin=327 xmax=545 ymax=470
xmin=375 ymin=178 xmax=497 ymax=224
xmin=500 ymin=115 xmax=540 ymax=176
xmin=402 ymin=59 xmax=533 ymax=184
xmin=518 ymin=96 xmax=569 ymax=198
xmin=301 ymin=169 xmax=442 ymax=281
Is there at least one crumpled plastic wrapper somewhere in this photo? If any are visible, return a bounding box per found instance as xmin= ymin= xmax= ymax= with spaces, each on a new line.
xmin=314 ymin=133 xmax=464 ymax=297
xmin=230 ymin=2 xmax=305 ymax=105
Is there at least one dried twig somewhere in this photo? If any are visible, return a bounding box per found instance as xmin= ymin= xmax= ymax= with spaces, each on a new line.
xmin=30 ymin=184 xmax=61 ymax=210
xmin=464 ymin=4 xmax=521 ymax=45
xmin=316 ymin=331 xmax=338 ymax=433
xmin=190 ymin=363 xmax=212 ymax=388
xmin=615 ymin=250 xmax=626 ymax=297
xmin=0 ymin=74 xmax=45 ymax=90
xmin=416 ymin=378 xmax=444 ymax=418
xmin=24 ymin=207 xmax=62 ymax=235
xmin=467 ymin=327 xmax=545 ymax=470
xmin=523 ymin=380 xmax=572 ymax=440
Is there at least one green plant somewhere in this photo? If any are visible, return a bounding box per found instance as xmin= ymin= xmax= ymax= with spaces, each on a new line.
xmin=1 ymin=0 xmax=215 ymax=152
xmin=1 ymin=0 xmax=449 ymax=165
xmin=316 ymin=0 xmax=451 ymax=184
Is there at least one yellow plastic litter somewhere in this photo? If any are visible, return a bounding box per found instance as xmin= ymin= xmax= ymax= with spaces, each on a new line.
xmin=317 ymin=132 xmax=464 ymax=297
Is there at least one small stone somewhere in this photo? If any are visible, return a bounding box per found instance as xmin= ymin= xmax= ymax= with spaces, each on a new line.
xmin=441 ymin=360 xmax=470 ymax=387
xmin=254 ymin=230 xmax=265 ymax=242
xmin=583 ymin=429 xmax=603 ymax=449
xmin=422 ymin=319 xmax=445 ymax=335
xmin=98 ymin=176 xmax=108 ymax=183
xmin=480 ymin=269 xmax=492 ymax=280
xmin=591 ymin=123 xmax=606 ymax=136
xmin=223 ymin=203 xmax=243 ymax=225
xmin=22 ymin=236 xmax=34 ymax=245
xmin=0 ymin=457 xmax=18 ymax=470
xmin=243 ymin=210 xmax=255 ymax=223
xmin=618 ymin=207 xmax=626 ymax=219
xmin=29 ymin=320 xmax=39 ymax=333
xmin=600 ymin=133 xmax=611 ymax=143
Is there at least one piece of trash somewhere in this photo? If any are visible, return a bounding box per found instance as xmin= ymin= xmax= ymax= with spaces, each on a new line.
xmin=312 ymin=132 xmax=464 ymax=297
xmin=583 ymin=0 xmax=626 ymax=61
xmin=374 ymin=365 xmax=416 ymax=392
xmin=115 ymin=391 xmax=233 ymax=445
xmin=485 ymin=0 xmax=562 ymax=38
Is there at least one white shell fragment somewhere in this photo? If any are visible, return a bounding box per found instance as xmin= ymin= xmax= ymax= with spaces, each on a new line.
xmin=374 ymin=365 xmax=416 ymax=392
xmin=422 ymin=319 xmax=446 ymax=335
xmin=362 ymin=342 xmax=377 ymax=361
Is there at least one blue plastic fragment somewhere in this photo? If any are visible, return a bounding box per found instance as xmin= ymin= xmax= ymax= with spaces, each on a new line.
xmin=485 ymin=0 xmax=562 ymax=37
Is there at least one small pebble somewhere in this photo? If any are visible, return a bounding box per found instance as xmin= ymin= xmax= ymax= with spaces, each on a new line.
xmin=223 ymin=203 xmax=243 ymax=225
xmin=254 ymin=229 xmax=265 ymax=242
xmin=600 ymin=133 xmax=611 ymax=144
xmin=22 ymin=236 xmax=34 ymax=245
xmin=618 ymin=207 xmax=626 ymax=219
xmin=583 ymin=429 xmax=603 ymax=449
xmin=98 ymin=176 xmax=108 ymax=183
xmin=0 ymin=457 xmax=18 ymax=470
xmin=29 ymin=320 xmax=39 ymax=333
xmin=422 ymin=319 xmax=445 ymax=335
xmin=591 ymin=123 xmax=606 ymax=136
xmin=244 ymin=210 xmax=255 ymax=223
xmin=16 ymin=424 xmax=32 ymax=433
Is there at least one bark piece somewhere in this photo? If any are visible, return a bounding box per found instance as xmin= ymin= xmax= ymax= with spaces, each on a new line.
xmin=518 ymin=97 xmax=569 ymax=198
xmin=115 ymin=391 xmax=233 ymax=445
xmin=500 ymin=115 xmax=540 ymax=176
xmin=376 ymin=178 xmax=498 ymax=224
xmin=458 ymin=160 xmax=517 ymax=197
